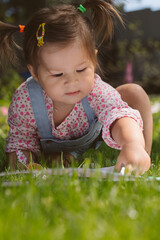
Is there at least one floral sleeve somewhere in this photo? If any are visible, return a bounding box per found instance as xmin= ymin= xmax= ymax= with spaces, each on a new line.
xmin=89 ymin=74 xmax=143 ymax=149
xmin=5 ymin=82 xmax=41 ymax=158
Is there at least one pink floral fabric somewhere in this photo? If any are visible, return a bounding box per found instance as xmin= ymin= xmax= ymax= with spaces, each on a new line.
xmin=5 ymin=74 xmax=143 ymax=161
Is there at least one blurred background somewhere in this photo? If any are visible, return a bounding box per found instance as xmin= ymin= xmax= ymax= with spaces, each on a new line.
xmin=0 ymin=0 xmax=160 ymax=104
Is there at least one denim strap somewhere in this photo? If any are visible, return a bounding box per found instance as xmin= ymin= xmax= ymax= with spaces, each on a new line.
xmin=81 ymin=97 xmax=97 ymax=127
xmin=26 ymin=77 xmax=53 ymax=139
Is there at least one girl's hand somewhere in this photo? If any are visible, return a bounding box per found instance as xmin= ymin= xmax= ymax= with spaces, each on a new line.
xmin=115 ymin=142 xmax=151 ymax=175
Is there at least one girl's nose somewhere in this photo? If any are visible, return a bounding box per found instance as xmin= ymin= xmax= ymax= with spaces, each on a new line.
xmin=64 ymin=73 xmax=78 ymax=84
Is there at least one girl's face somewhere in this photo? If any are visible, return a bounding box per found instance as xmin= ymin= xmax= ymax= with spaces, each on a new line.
xmin=28 ymin=41 xmax=95 ymax=106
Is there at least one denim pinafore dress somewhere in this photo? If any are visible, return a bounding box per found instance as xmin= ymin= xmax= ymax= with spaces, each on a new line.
xmin=26 ymin=77 xmax=102 ymax=157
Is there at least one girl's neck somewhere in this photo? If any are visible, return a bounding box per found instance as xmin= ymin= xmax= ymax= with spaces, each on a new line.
xmin=53 ymin=101 xmax=74 ymax=111
xmin=52 ymin=101 xmax=75 ymax=127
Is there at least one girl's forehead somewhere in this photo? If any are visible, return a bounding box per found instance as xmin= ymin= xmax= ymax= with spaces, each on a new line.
xmin=38 ymin=41 xmax=91 ymax=65
xmin=40 ymin=41 xmax=86 ymax=55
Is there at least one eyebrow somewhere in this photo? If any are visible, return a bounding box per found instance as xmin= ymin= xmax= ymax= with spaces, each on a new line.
xmin=77 ymin=61 xmax=88 ymax=66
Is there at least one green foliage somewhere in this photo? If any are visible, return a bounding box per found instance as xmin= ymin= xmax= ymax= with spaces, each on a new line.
xmin=0 ymin=69 xmax=22 ymax=102
xmin=115 ymin=17 xmax=160 ymax=91
xmin=117 ymin=38 xmax=160 ymax=86
xmin=0 ymin=0 xmax=81 ymax=24
xmin=0 ymin=109 xmax=8 ymax=171
xmin=81 ymin=143 xmax=119 ymax=168
xmin=0 ymin=136 xmax=6 ymax=171
xmin=0 ymin=173 xmax=160 ymax=239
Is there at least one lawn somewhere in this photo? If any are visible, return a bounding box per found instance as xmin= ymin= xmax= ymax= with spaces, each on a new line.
xmin=0 ymin=96 xmax=160 ymax=240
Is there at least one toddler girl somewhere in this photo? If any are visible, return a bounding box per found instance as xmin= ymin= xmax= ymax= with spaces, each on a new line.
xmin=0 ymin=0 xmax=151 ymax=174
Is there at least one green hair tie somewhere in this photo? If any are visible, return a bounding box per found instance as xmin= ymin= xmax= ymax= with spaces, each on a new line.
xmin=78 ymin=4 xmax=86 ymax=13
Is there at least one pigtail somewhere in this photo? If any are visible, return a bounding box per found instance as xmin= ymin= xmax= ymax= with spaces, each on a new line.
xmin=0 ymin=22 xmax=22 ymax=69
xmin=83 ymin=0 xmax=123 ymax=46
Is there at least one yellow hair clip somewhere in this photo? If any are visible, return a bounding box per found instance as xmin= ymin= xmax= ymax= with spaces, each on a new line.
xmin=36 ymin=23 xmax=46 ymax=47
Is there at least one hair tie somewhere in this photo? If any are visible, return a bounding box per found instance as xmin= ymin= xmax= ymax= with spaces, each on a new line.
xmin=36 ymin=23 xmax=46 ymax=47
xmin=19 ymin=25 xmax=25 ymax=33
xmin=78 ymin=4 xmax=86 ymax=13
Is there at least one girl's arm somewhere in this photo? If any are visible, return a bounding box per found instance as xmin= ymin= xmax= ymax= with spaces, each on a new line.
xmin=111 ymin=117 xmax=151 ymax=174
xmin=5 ymin=82 xmax=41 ymax=170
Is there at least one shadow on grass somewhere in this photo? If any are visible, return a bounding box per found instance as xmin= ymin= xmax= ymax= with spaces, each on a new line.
xmin=0 ymin=136 xmax=6 ymax=171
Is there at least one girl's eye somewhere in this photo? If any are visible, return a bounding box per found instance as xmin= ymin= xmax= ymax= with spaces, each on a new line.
xmin=76 ymin=67 xmax=87 ymax=73
xmin=53 ymin=73 xmax=63 ymax=77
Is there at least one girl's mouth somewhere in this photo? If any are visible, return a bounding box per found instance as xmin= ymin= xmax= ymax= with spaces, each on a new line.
xmin=65 ymin=90 xmax=80 ymax=96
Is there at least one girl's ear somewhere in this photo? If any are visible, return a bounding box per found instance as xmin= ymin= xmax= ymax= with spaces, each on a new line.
xmin=27 ymin=64 xmax=38 ymax=81
xmin=95 ymin=49 xmax=98 ymax=55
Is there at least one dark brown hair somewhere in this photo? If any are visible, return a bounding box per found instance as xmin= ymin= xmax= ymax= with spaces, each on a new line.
xmin=0 ymin=0 xmax=123 ymax=70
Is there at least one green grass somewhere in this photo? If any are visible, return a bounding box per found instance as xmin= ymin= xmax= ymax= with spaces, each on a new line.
xmin=0 ymin=97 xmax=160 ymax=240
xmin=0 ymin=175 xmax=160 ymax=240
